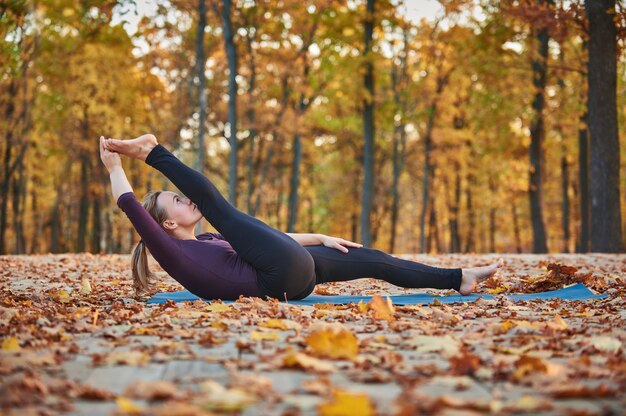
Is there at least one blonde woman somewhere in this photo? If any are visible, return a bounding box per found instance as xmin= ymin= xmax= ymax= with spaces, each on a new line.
xmin=99 ymin=134 xmax=503 ymax=300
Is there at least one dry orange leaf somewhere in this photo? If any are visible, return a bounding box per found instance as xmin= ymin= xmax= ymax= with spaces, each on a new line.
xmin=368 ymin=295 xmax=395 ymax=322
xmin=306 ymin=323 xmax=359 ymax=360
xmin=258 ymin=318 xmax=301 ymax=331
xmin=282 ymin=351 xmax=336 ymax=373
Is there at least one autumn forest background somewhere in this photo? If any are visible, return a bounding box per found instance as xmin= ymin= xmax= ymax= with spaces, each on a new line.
xmin=1 ymin=0 xmax=625 ymax=257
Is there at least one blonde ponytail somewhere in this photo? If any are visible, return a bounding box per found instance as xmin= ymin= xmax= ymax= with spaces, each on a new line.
xmin=131 ymin=240 xmax=156 ymax=295
xmin=129 ymin=190 xmax=169 ymax=296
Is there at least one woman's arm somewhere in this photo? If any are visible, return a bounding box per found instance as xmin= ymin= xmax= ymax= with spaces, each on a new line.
xmin=285 ymin=233 xmax=322 ymax=246
xmin=286 ymin=233 xmax=363 ymax=253
xmin=109 ymin=166 xmax=133 ymax=202
xmin=100 ymin=136 xmax=133 ymax=201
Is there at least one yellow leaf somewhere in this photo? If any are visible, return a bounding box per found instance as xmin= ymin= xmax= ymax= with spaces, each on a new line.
xmin=80 ymin=277 xmax=92 ymax=295
xmin=501 ymin=320 xmax=515 ymax=332
xmin=548 ymin=314 xmax=568 ymax=330
xmin=105 ymin=351 xmax=150 ymax=366
xmin=250 ymin=330 xmax=280 ymax=341
xmin=488 ymin=286 xmax=507 ymax=294
xmin=2 ymin=336 xmax=21 ymax=351
xmin=205 ymin=303 xmax=232 ymax=313
xmin=211 ymin=321 xmax=228 ymax=330
xmin=259 ymin=318 xmax=300 ymax=330
xmin=368 ymin=295 xmax=395 ymax=322
xmin=282 ymin=351 xmax=336 ymax=373
xmin=116 ymin=397 xmax=143 ymax=414
xmin=306 ymin=323 xmax=359 ymax=360
xmin=130 ymin=327 xmax=157 ymax=335
xmin=407 ymin=335 xmax=461 ymax=357
xmin=356 ymin=301 xmax=369 ymax=314
xmin=318 ymin=389 xmax=374 ymax=416
xmin=51 ymin=289 xmax=71 ymax=304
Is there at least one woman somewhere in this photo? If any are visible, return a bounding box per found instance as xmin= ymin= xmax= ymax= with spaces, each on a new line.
xmin=99 ymin=134 xmax=503 ymax=301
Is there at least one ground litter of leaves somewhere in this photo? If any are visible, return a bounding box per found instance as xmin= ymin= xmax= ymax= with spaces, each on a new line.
xmin=1 ymin=253 xmax=625 ymax=416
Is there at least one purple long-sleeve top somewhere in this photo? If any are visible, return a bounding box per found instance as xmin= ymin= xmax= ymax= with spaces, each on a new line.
xmin=117 ymin=191 xmax=265 ymax=300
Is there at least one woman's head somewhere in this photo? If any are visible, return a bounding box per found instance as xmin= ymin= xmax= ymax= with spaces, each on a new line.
xmin=130 ymin=190 xmax=201 ymax=295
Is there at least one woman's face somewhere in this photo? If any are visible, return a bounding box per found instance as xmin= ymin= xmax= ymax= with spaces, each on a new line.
xmin=157 ymin=191 xmax=202 ymax=228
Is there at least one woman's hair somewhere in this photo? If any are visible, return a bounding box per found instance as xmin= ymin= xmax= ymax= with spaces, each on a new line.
xmin=130 ymin=190 xmax=169 ymax=296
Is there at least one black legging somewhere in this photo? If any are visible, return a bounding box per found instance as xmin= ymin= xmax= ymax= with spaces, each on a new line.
xmin=145 ymin=144 xmax=462 ymax=300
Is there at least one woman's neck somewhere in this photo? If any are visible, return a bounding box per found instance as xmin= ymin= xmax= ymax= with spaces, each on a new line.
xmin=171 ymin=227 xmax=197 ymax=241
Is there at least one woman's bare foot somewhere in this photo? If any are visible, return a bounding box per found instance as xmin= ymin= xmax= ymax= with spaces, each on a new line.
xmin=104 ymin=134 xmax=158 ymax=162
xmin=459 ymin=257 xmax=504 ymax=295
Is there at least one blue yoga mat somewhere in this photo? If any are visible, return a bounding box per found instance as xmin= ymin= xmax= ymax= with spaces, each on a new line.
xmin=147 ymin=283 xmax=606 ymax=305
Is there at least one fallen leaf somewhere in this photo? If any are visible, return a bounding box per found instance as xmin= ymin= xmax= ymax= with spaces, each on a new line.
xmin=80 ymin=277 xmax=92 ymax=295
xmin=1 ymin=336 xmax=21 ymax=351
xmin=368 ymin=295 xmax=395 ymax=322
xmin=250 ymin=330 xmax=280 ymax=341
xmin=205 ymin=303 xmax=231 ymax=313
xmin=407 ymin=335 xmax=461 ymax=357
xmin=318 ymin=389 xmax=374 ymax=416
xmin=116 ymin=396 xmax=143 ymax=414
xmin=591 ymin=336 xmax=622 ymax=353
xmin=258 ymin=318 xmax=301 ymax=330
xmin=306 ymin=323 xmax=359 ymax=360
xmin=104 ymin=350 xmax=150 ymax=366
xmin=282 ymin=351 xmax=336 ymax=373
xmin=123 ymin=380 xmax=181 ymax=400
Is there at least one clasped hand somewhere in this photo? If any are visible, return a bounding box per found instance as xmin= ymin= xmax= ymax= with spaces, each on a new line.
xmin=99 ymin=136 xmax=121 ymax=174
xmin=319 ymin=235 xmax=363 ymax=253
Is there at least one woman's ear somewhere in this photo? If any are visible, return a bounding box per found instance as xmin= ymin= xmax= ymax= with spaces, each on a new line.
xmin=162 ymin=220 xmax=177 ymax=231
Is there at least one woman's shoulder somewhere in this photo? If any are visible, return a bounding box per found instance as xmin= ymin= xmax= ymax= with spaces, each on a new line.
xmin=195 ymin=232 xmax=224 ymax=241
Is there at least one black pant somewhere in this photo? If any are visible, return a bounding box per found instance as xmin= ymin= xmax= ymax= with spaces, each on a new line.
xmin=145 ymin=144 xmax=462 ymax=300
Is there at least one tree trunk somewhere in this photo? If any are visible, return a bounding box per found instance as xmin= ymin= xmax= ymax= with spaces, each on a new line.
xmin=11 ymin=156 xmax=26 ymax=254
xmin=585 ymin=0 xmax=624 ymax=252
xmin=448 ymin=162 xmax=462 ymax=252
xmin=577 ymin=111 xmax=590 ymax=252
xmin=221 ymin=0 xmax=239 ymax=205
xmin=360 ymin=0 xmax=375 ymax=247
xmin=287 ymin=132 xmax=302 ymax=232
xmin=528 ymin=1 xmax=550 ymax=253
xmin=195 ymin=0 xmax=207 ymax=236
xmin=90 ymin=195 xmax=101 ymax=253
xmin=419 ymin=73 xmax=448 ymax=253
xmin=560 ymin=143 xmax=570 ymax=253
xmin=243 ymin=2 xmax=258 ymax=215
xmin=77 ymin=153 xmax=90 ymax=253
xmin=512 ymin=202 xmax=522 ymax=253
xmin=0 ymin=79 xmax=17 ymax=255
xmin=50 ymin=183 xmax=63 ymax=253
xmin=488 ymin=177 xmax=497 ymax=253
xmin=464 ymin=161 xmax=476 ymax=253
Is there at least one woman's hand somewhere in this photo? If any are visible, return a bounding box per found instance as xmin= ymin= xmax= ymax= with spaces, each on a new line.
xmin=319 ymin=235 xmax=363 ymax=253
xmin=99 ymin=136 xmax=122 ymax=174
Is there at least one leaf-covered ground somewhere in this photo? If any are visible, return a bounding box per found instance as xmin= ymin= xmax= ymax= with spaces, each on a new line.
xmin=1 ymin=253 xmax=625 ymax=415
